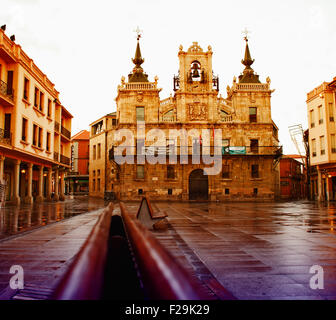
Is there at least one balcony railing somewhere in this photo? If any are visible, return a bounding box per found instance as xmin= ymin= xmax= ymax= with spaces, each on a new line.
xmin=61 ymin=125 xmax=71 ymax=139
xmin=111 ymin=145 xmax=283 ymax=158
xmin=0 ymin=128 xmax=12 ymax=145
xmin=0 ymin=80 xmax=14 ymax=102
xmin=60 ymin=154 xmax=70 ymax=165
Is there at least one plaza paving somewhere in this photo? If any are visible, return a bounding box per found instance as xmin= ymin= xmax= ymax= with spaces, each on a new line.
xmin=0 ymin=198 xmax=336 ymax=299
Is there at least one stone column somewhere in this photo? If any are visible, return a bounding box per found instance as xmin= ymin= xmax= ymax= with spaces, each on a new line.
xmin=0 ymin=155 xmax=5 ymax=182
xmin=36 ymin=165 xmax=44 ymax=203
xmin=317 ymin=167 xmax=323 ymax=202
xmin=13 ymin=160 xmax=21 ymax=205
xmin=59 ymin=171 xmax=65 ymax=201
xmin=25 ymin=163 xmax=33 ymax=204
xmin=46 ymin=167 xmax=53 ymax=201
xmin=326 ymin=175 xmax=330 ymax=202
xmin=54 ymin=168 xmax=59 ymax=201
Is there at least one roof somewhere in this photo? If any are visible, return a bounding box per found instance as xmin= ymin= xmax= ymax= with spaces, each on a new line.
xmin=282 ymin=154 xmax=305 ymax=159
xmin=71 ymin=130 xmax=90 ymax=140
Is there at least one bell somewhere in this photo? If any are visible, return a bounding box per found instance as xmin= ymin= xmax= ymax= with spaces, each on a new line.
xmin=191 ymin=63 xmax=200 ymax=78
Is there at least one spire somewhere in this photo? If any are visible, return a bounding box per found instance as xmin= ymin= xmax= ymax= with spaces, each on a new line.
xmin=128 ymin=30 xmax=149 ymax=83
xmin=238 ymin=36 xmax=260 ymax=84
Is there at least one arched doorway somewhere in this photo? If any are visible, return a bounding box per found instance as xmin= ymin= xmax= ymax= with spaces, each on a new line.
xmin=189 ymin=169 xmax=208 ymax=200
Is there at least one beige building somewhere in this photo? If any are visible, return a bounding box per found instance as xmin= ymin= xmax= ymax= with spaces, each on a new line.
xmin=89 ymin=37 xmax=282 ymax=201
xmin=0 ymin=26 xmax=72 ymax=204
xmin=307 ymin=77 xmax=336 ymax=201
xmin=89 ymin=113 xmax=116 ymax=198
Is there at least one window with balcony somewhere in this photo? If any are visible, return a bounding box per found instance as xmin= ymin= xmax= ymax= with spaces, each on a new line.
xmin=38 ymin=127 xmax=43 ymax=148
xmin=136 ymin=106 xmax=145 ymax=122
xmin=32 ymin=124 xmax=37 ymax=146
xmin=21 ymin=117 xmax=27 ymax=142
xmin=249 ymin=107 xmax=257 ymax=123
xmin=251 ymin=164 xmax=259 ymax=178
xmin=250 ymin=139 xmax=259 ymax=153
xmin=136 ymin=165 xmax=145 ymax=179
xmin=98 ymin=143 xmax=101 ymax=159
xmin=320 ymin=135 xmax=325 ymax=155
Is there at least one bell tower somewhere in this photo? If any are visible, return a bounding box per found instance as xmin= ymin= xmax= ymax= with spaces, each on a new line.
xmin=116 ymin=31 xmax=161 ymax=125
xmin=173 ymin=42 xmax=219 ymax=123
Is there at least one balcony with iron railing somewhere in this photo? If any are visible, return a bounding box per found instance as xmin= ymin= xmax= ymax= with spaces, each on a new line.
xmin=110 ymin=145 xmax=283 ymax=159
xmin=0 ymin=80 xmax=14 ymax=106
xmin=61 ymin=125 xmax=71 ymax=139
xmin=60 ymin=154 xmax=70 ymax=165
xmin=0 ymin=128 xmax=12 ymax=146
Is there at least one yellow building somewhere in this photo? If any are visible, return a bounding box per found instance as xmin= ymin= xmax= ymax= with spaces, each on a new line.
xmin=0 ymin=26 xmax=72 ymax=204
xmin=307 ymin=77 xmax=336 ymax=201
xmin=89 ymin=36 xmax=282 ymax=201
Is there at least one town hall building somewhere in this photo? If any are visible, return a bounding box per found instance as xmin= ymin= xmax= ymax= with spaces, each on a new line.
xmin=89 ymin=35 xmax=282 ymax=201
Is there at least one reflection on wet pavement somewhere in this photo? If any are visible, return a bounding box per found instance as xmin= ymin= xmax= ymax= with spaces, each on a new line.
xmin=0 ymin=196 xmax=107 ymax=240
xmin=142 ymin=201 xmax=336 ymax=300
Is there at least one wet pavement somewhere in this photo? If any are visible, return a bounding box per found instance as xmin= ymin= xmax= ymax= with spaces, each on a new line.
xmin=0 ymin=196 xmax=107 ymax=240
xmin=146 ymin=201 xmax=336 ymax=300
xmin=0 ymin=199 xmax=335 ymax=300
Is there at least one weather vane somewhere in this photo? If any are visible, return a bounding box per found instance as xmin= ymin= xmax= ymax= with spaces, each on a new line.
xmin=242 ymin=27 xmax=250 ymax=42
xmin=134 ymin=26 xmax=143 ymax=41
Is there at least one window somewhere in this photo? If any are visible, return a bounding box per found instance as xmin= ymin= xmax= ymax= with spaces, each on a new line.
xmin=249 ymin=107 xmax=257 ymax=123
xmin=253 ymin=188 xmax=258 ymax=195
xmin=93 ymin=170 xmax=96 ymax=177
xmin=32 ymin=124 xmax=38 ymax=146
xmin=136 ymin=165 xmax=145 ymax=179
xmin=222 ymin=139 xmax=230 ymax=147
xmin=138 ymin=189 xmax=143 ymax=195
xmin=93 ymin=145 xmax=96 ymax=160
xmin=167 ymin=165 xmax=175 ymax=179
xmin=312 ymin=139 xmax=316 ymax=157
xmin=310 ymin=110 xmax=315 ymax=128
xmin=168 ymin=188 xmax=173 ymax=195
xmin=23 ymin=77 xmax=29 ymax=100
xmin=329 ymin=103 xmax=334 ymax=122
xmin=251 ymin=164 xmax=259 ymax=178
xmin=320 ymin=136 xmax=325 ymax=155
xmin=21 ymin=118 xmax=27 ymax=141
xmin=222 ymin=165 xmax=230 ymax=179
xmin=98 ymin=143 xmax=101 ymax=159
xmin=225 ymin=188 xmax=230 ymax=195
xmin=97 ymin=179 xmax=101 ymax=191
xmin=47 ymin=99 xmax=52 ymax=118
xmin=93 ymin=179 xmax=95 ymax=191
xmin=34 ymin=87 xmax=39 ymax=107
xmin=38 ymin=127 xmax=42 ymax=148
xmin=97 ymin=169 xmax=100 ymax=176
xmin=250 ymin=139 xmax=259 ymax=153
xmin=331 ymin=134 xmax=336 ymax=153
xmin=46 ymin=132 xmax=50 ymax=152
xmin=318 ymin=105 xmax=323 ymax=124
xmin=39 ymin=92 xmax=44 ymax=112
xmin=136 ymin=106 xmax=145 ymax=121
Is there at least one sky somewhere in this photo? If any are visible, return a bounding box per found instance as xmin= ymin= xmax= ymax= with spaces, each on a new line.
xmin=1 ymin=0 xmax=336 ymax=154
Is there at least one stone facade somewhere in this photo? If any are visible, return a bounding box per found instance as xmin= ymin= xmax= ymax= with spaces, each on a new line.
xmin=89 ymin=38 xmax=281 ymax=201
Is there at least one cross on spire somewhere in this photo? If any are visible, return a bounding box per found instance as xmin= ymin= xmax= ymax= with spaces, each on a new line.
xmin=242 ymin=27 xmax=250 ymax=42
xmin=134 ymin=26 xmax=143 ymax=41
